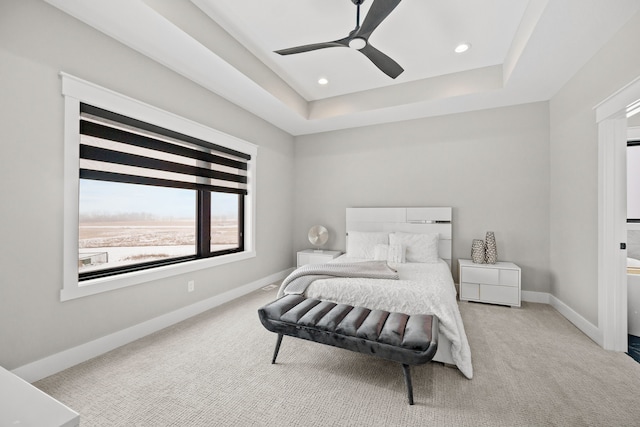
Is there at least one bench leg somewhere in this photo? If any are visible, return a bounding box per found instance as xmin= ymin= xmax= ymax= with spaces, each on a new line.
xmin=402 ymin=364 xmax=414 ymax=405
xmin=271 ymin=334 xmax=283 ymax=364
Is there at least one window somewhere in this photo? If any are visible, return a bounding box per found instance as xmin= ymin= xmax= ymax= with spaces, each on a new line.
xmin=77 ymin=103 xmax=248 ymax=280
xmin=61 ymin=73 xmax=256 ymax=300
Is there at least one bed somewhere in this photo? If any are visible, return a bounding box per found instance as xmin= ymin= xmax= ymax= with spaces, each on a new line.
xmin=277 ymin=207 xmax=473 ymax=379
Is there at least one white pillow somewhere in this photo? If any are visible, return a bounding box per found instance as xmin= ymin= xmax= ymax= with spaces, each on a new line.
xmin=374 ymin=243 xmax=405 ymax=269
xmin=346 ymin=231 xmax=389 ymax=259
xmin=373 ymin=244 xmax=389 ymax=261
xmin=387 ymin=243 xmax=406 ymax=264
xmin=389 ymin=232 xmax=439 ymax=263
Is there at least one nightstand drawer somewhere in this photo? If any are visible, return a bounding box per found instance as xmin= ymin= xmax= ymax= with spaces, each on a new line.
xmin=460 ymin=283 xmax=480 ymax=300
xmin=499 ymin=269 xmax=519 ymax=287
xmin=461 ymin=266 xmax=498 ymax=285
xmin=306 ymin=253 xmax=332 ymax=265
xmin=297 ymin=250 xmax=342 ymax=267
xmin=481 ymin=284 xmax=519 ymax=305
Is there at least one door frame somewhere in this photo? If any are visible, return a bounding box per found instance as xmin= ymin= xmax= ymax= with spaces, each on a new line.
xmin=596 ymin=75 xmax=640 ymax=351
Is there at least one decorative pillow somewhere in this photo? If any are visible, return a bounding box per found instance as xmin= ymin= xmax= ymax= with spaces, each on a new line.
xmin=373 ymin=244 xmax=389 ymax=261
xmin=387 ymin=243 xmax=406 ymax=264
xmin=346 ymin=231 xmax=389 ymax=259
xmin=389 ymin=232 xmax=439 ymax=263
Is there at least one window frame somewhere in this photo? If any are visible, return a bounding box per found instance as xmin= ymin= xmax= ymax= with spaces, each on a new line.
xmin=628 ymin=140 xmax=640 ymax=222
xmin=61 ymin=73 xmax=257 ymax=301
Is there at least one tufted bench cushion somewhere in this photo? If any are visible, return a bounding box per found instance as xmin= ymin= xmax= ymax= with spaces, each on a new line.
xmin=258 ymin=294 xmax=439 ymax=405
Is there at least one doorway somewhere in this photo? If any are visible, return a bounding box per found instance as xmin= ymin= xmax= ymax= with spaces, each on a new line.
xmin=627 ymin=125 xmax=640 ymax=361
xmin=596 ymin=75 xmax=640 ymax=352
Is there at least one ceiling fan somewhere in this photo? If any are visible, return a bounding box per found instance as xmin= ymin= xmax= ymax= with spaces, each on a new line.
xmin=274 ymin=0 xmax=404 ymax=79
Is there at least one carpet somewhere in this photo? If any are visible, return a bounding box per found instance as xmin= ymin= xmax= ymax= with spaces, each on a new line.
xmin=34 ymin=286 xmax=640 ymax=426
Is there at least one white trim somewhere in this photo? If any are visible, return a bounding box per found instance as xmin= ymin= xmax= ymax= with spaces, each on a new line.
xmin=595 ymin=75 xmax=640 ymax=352
xmin=521 ymin=290 xmax=550 ymax=304
xmin=61 ymin=251 xmax=256 ymax=301
xmin=597 ymin=118 xmax=628 ymax=351
xmin=595 ymin=74 xmax=640 ymax=122
xmin=13 ymin=268 xmax=293 ymax=383
xmin=62 ymin=94 xmax=81 ymax=297
xmin=548 ymin=294 xmax=603 ymax=346
xmin=60 ymin=72 xmax=258 ymax=301
xmin=521 ymin=291 xmax=601 ymax=345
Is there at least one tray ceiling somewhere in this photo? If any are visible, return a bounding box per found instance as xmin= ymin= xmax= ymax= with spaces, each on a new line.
xmin=44 ymin=0 xmax=640 ymax=135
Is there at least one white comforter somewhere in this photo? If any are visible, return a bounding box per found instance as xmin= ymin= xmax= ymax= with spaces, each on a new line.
xmin=279 ymin=257 xmax=473 ymax=379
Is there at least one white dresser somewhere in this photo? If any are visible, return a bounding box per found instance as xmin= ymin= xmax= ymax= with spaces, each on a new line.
xmin=459 ymin=259 xmax=521 ymax=307
xmin=297 ymin=249 xmax=342 ymax=267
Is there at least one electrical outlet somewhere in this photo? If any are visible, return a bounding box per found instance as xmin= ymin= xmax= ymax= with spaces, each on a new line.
xmin=187 ymin=280 xmax=195 ymax=292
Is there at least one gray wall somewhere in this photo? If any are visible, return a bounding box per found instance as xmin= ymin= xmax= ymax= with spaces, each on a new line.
xmin=0 ymin=0 xmax=294 ymax=369
xmin=549 ymin=11 xmax=640 ymax=326
xmin=4 ymin=0 xmax=640 ymax=373
xmin=294 ymin=102 xmax=551 ymax=289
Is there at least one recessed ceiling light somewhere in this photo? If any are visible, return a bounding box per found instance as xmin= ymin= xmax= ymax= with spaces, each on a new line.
xmin=318 ymin=77 xmax=329 ymax=85
xmin=454 ymin=43 xmax=471 ymax=53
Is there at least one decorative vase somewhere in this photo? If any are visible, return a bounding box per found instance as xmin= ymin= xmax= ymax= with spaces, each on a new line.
xmin=485 ymin=231 xmax=497 ymax=264
xmin=471 ymin=239 xmax=486 ymax=264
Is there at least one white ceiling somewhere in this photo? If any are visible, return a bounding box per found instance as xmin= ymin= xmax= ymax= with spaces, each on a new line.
xmin=44 ymin=0 xmax=640 ymax=136
xmin=194 ymin=0 xmax=530 ymax=100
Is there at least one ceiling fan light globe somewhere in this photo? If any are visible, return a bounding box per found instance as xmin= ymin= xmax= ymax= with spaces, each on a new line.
xmin=348 ymin=38 xmax=367 ymax=50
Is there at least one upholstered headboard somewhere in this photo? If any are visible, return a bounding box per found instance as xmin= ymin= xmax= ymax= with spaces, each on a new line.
xmin=346 ymin=207 xmax=452 ymax=269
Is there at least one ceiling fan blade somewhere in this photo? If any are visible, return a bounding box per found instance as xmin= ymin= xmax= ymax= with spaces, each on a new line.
xmin=358 ymin=43 xmax=404 ymax=78
xmin=356 ymin=0 xmax=402 ymax=40
xmin=275 ymin=39 xmax=348 ymax=55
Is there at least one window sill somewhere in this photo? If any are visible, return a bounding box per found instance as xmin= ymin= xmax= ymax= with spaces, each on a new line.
xmin=60 ymin=250 xmax=256 ymax=301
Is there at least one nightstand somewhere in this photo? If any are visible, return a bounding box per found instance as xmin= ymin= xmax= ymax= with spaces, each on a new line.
xmin=297 ymin=249 xmax=342 ymax=267
xmin=458 ymin=259 xmax=521 ymax=307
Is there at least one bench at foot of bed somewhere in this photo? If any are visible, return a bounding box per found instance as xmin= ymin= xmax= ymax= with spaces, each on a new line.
xmin=258 ymin=294 xmax=439 ymax=405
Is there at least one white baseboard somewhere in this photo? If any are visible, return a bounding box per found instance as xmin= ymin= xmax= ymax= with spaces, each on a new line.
xmin=522 ymin=291 xmax=602 ymax=346
xmin=521 ymin=290 xmax=550 ymax=304
xmin=548 ymin=294 xmax=603 ymax=346
xmin=12 ymin=268 xmax=293 ymax=383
